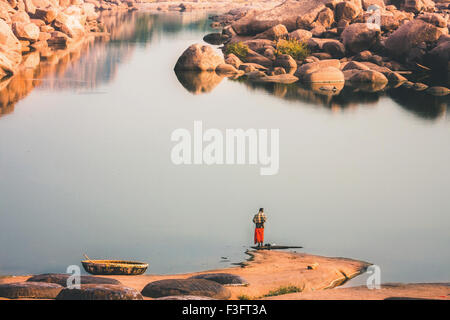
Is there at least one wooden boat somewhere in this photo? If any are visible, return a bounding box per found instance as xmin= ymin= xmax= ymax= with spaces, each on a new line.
xmin=81 ymin=259 xmax=148 ymax=275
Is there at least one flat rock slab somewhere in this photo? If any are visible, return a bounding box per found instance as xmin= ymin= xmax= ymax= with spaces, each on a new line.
xmin=141 ymin=279 xmax=231 ymax=299
xmin=189 ymin=273 xmax=248 ymax=286
xmin=0 ymin=281 xmax=63 ymax=299
xmin=27 ymin=273 xmax=121 ymax=287
xmin=56 ymin=284 xmax=143 ymax=300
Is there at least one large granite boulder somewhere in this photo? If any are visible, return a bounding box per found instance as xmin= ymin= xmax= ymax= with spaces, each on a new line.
xmin=402 ymin=0 xmax=435 ymax=13
xmin=335 ymin=1 xmax=361 ymax=22
xmin=245 ymin=48 xmax=273 ymax=68
xmin=0 ymin=282 xmax=63 ymax=299
xmin=141 ymin=279 xmax=231 ymax=299
xmin=288 ymin=29 xmax=313 ymax=42
xmin=349 ymin=69 xmax=388 ymax=83
xmin=0 ymin=19 xmax=21 ymax=51
xmin=188 ymin=273 xmax=249 ymax=286
xmin=274 ymin=54 xmax=297 ymax=73
xmin=254 ymin=24 xmax=288 ymax=40
xmin=12 ymin=22 xmax=40 ymax=41
xmin=174 ymin=44 xmax=224 ymax=71
xmin=27 ymin=273 xmax=122 ymax=287
xmin=425 ymin=39 xmax=450 ymax=71
xmin=0 ymin=19 xmax=22 ymax=78
xmin=53 ymin=12 xmax=85 ymax=39
xmin=384 ymin=19 xmax=447 ymax=57
xmin=231 ymin=0 xmax=334 ymax=35
xmin=56 ymin=284 xmax=143 ymax=300
xmin=33 ymin=8 xmax=61 ymax=24
xmin=303 ymin=66 xmax=345 ymax=83
xmin=296 ymin=59 xmax=341 ymax=78
xmin=341 ymin=23 xmax=381 ymax=53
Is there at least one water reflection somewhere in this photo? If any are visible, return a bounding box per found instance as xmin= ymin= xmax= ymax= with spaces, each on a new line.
xmin=0 ymin=11 xmax=212 ymax=117
xmin=174 ymin=70 xmax=449 ymax=120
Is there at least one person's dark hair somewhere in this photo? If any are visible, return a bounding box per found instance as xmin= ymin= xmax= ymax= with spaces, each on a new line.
xmin=259 ymin=208 xmax=264 ymax=212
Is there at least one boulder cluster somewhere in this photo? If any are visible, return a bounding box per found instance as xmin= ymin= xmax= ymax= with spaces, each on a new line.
xmin=0 ymin=272 xmax=247 ymax=300
xmin=177 ymin=0 xmax=449 ymax=96
xmin=0 ymin=0 xmax=137 ymax=81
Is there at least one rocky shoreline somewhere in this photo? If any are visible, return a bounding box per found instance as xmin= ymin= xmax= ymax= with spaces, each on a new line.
xmin=174 ymin=0 xmax=450 ymax=96
xmin=1 ymin=250 xmax=448 ymax=300
xmin=0 ymin=250 xmax=372 ymax=300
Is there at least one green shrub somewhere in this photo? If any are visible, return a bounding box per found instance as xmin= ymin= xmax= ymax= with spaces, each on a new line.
xmin=237 ymin=294 xmax=252 ymax=300
xmin=225 ymin=41 xmax=249 ymax=60
xmin=275 ymin=38 xmax=310 ymax=61
xmin=262 ymin=285 xmax=303 ymax=297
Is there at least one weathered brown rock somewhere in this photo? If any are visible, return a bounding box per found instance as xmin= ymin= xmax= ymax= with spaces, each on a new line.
xmin=53 ymin=12 xmax=85 ymax=39
xmin=203 ymin=32 xmax=228 ymax=45
xmin=362 ymin=0 xmax=385 ymax=10
xmin=225 ymin=53 xmax=242 ymax=69
xmin=0 ymin=19 xmax=22 ymax=77
xmin=27 ymin=273 xmax=122 ymax=287
xmin=245 ymin=48 xmax=273 ymax=68
xmin=315 ymin=7 xmax=334 ymax=29
xmin=288 ymin=29 xmax=312 ymax=42
xmin=274 ymin=54 xmax=297 ymax=73
xmin=232 ymin=0 xmax=333 ymax=35
xmin=174 ymin=44 xmax=224 ymax=71
xmin=296 ymin=59 xmax=341 ymax=79
xmin=254 ymin=24 xmax=288 ymax=40
xmin=341 ymin=23 xmax=381 ymax=53
xmin=425 ymin=39 xmax=450 ymax=71
xmin=384 ymin=19 xmax=447 ymax=57
xmin=0 ymin=282 xmax=63 ymax=299
xmin=303 ymin=66 xmax=345 ymax=83
xmin=56 ymin=284 xmax=143 ymax=300
xmin=215 ymin=63 xmax=243 ymax=76
xmin=242 ymin=39 xmax=274 ymax=52
xmin=12 ymin=22 xmax=40 ymax=42
xmin=189 ymin=273 xmax=249 ymax=286
xmin=141 ymin=279 xmax=231 ymax=299
xmin=33 ymin=7 xmax=59 ymax=24
xmin=323 ymin=40 xmax=346 ymax=58
xmin=335 ymin=1 xmax=361 ymax=22
xmin=403 ymin=0 xmax=435 ymax=13
xmin=417 ymin=13 xmax=448 ymax=28
xmin=349 ymin=69 xmax=388 ymax=84
xmin=342 ymin=60 xmax=371 ymax=71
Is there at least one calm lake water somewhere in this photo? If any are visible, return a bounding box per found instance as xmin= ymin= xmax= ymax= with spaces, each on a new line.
xmin=0 ymin=11 xmax=449 ymax=284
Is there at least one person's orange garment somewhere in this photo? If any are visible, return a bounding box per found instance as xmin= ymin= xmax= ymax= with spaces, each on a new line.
xmin=254 ymin=228 xmax=264 ymax=244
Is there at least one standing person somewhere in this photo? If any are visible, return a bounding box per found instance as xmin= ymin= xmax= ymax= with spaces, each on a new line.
xmin=253 ymin=208 xmax=267 ymax=247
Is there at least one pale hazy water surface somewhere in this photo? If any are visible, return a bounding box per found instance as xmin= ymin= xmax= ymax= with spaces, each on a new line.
xmin=0 ymin=12 xmax=449 ymax=283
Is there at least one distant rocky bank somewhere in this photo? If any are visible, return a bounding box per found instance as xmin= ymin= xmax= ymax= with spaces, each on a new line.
xmin=0 ymin=0 xmax=140 ymax=81
xmin=174 ymin=0 xmax=450 ymax=96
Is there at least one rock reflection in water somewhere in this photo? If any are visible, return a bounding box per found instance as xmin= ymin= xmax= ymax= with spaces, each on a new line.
xmin=174 ymin=71 xmax=448 ymax=120
xmin=0 ymin=11 xmax=213 ymax=117
xmin=387 ymin=87 xmax=448 ymax=120
xmin=175 ymin=70 xmax=224 ymax=94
